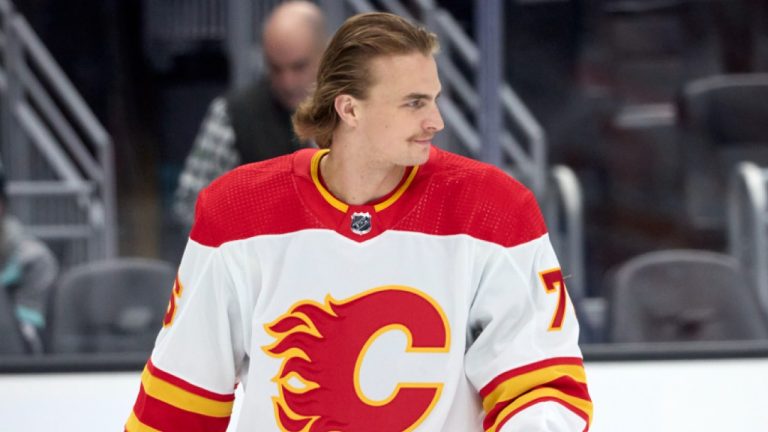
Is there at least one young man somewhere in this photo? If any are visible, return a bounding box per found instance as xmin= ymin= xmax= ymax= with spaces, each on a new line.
xmin=127 ymin=12 xmax=592 ymax=432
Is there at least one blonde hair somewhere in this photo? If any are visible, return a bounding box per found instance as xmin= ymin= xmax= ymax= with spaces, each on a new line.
xmin=292 ymin=12 xmax=439 ymax=148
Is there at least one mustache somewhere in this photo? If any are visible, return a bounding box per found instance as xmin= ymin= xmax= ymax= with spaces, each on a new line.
xmin=409 ymin=134 xmax=435 ymax=141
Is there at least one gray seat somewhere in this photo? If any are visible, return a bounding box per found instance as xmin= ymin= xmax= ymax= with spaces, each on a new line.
xmin=47 ymin=258 xmax=175 ymax=354
xmin=608 ymin=249 xmax=768 ymax=342
xmin=678 ymin=73 xmax=768 ymax=230
xmin=0 ymin=288 xmax=26 ymax=354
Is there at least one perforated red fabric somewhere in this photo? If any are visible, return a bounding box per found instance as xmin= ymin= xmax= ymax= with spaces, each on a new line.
xmin=190 ymin=153 xmax=324 ymax=247
xmin=189 ymin=147 xmax=547 ymax=248
xmin=393 ymin=149 xmax=547 ymax=248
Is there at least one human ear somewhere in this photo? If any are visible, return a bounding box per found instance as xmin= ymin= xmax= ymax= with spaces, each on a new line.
xmin=333 ymin=94 xmax=357 ymax=126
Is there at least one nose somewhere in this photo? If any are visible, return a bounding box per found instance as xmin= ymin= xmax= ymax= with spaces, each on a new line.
xmin=424 ymin=103 xmax=445 ymax=133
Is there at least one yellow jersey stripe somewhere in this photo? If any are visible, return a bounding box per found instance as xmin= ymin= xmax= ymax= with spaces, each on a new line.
xmin=373 ymin=165 xmax=419 ymax=211
xmin=482 ymin=363 xmax=587 ymax=412
xmin=141 ymin=367 xmax=234 ymax=418
xmin=310 ymin=149 xmax=348 ymax=212
xmin=125 ymin=411 xmax=162 ymax=432
xmin=486 ymin=387 xmax=592 ymax=432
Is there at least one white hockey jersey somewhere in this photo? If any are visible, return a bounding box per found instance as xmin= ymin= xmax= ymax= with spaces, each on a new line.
xmin=126 ymin=146 xmax=592 ymax=431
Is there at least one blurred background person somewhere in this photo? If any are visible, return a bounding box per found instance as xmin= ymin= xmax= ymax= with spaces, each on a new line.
xmin=0 ymin=162 xmax=58 ymax=353
xmin=172 ymin=0 xmax=326 ymax=228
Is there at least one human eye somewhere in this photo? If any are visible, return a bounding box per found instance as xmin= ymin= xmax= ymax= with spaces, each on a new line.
xmin=405 ymin=99 xmax=425 ymax=109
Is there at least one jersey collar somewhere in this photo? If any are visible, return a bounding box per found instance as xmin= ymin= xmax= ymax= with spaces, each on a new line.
xmin=308 ymin=149 xmax=420 ymax=214
xmin=292 ymin=147 xmax=434 ymax=242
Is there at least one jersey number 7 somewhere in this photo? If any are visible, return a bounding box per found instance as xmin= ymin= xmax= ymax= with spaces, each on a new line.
xmin=538 ymin=268 xmax=567 ymax=331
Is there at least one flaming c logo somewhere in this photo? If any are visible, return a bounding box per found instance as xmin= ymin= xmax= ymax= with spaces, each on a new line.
xmin=263 ymin=286 xmax=450 ymax=432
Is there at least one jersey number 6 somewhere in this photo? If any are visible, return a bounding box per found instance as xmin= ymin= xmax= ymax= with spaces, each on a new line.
xmin=163 ymin=275 xmax=184 ymax=327
xmin=538 ymin=268 xmax=567 ymax=331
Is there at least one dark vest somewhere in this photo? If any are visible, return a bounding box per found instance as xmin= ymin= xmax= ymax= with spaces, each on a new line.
xmin=226 ymin=78 xmax=301 ymax=163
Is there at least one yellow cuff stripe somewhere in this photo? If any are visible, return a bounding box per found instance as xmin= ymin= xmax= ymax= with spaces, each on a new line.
xmin=140 ymin=367 xmax=234 ymax=418
xmin=486 ymin=387 xmax=593 ymax=432
xmin=482 ymin=364 xmax=587 ymax=413
xmin=125 ymin=411 xmax=162 ymax=432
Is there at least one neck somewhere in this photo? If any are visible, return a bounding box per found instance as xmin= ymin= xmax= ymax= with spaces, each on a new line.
xmin=320 ymin=138 xmax=406 ymax=206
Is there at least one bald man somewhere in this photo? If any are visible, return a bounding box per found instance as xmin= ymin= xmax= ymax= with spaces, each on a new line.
xmin=173 ymin=1 xmax=325 ymax=227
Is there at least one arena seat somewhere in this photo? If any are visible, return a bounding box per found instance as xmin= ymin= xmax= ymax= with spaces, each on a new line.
xmin=678 ymin=73 xmax=768 ymax=230
xmin=607 ymin=249 xmax=768 ymax=342
xmin=46 ymin=258 xmax=175 ymax=354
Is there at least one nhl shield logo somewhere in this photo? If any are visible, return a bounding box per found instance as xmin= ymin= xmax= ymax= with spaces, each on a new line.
xmin=350 ymin=212 xmax=372 ymax=235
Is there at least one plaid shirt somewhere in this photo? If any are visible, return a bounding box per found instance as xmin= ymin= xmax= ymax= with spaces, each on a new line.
xmin=173 ymin=97 xmax=239 ymax=227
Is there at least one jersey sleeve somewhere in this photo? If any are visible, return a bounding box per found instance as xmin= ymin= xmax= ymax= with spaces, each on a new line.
xmin=126 ymin=195 xmax=248 ymax=431
xmin=465 ymin=195 xmax=593 ymax=432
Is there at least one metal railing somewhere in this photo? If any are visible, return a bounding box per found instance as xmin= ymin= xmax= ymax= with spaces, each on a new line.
xmin=142 ymin=0 xmax=228 ymax=72
xmin=142 ymin=0 xmax=283 ymax=88
xmin=728 ymin=162 xmax=768 ymax=315
xmin=0 ymin=0 xmax=116 ymax=266
xmin=545 ymin=165 xmax=586 ymax=301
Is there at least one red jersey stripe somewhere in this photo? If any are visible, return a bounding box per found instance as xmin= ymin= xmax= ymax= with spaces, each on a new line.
xmin=479 ymin=357 xmax=584 ymax=398
xmin=484 ymin=377 xmax=591 ymax=429
xmin=147 ymin=358 xmax=235 ymax=402
xmin=129 ymin=385 xmax=230 ymax=432
xmin=493 ymin=396 xmax=591 ymax=432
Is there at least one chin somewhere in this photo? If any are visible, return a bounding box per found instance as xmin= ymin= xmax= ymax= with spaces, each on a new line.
xmin=408 ymin=147 xmax=431 ymax=166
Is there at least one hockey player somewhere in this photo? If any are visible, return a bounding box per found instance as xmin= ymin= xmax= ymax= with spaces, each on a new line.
xmin=126 ymin=12 xmax=592 ymax=431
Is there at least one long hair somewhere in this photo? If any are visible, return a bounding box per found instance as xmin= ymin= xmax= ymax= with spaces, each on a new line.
xmin=292 ymin=12 xmax=439 ymax=148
